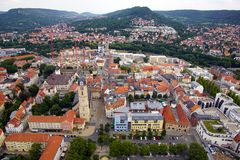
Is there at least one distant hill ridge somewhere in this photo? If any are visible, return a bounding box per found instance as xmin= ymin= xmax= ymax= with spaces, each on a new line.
xmin=156 ymin=10 xmax=240 ymax=25
xmin=0 ymin=7 xmax=239 ymax=32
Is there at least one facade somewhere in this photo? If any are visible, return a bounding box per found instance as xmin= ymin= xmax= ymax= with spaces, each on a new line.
xmin=228 ymin=108 xmax=240 ymax=123
xmin=0 ymin=129 xmax=5 ymax=147
xmin=5 ymin=105 xmax=27 ymax=133
xmin=114 ymin=113 xmax=128 ymax=132
xmin=105 ymin=97 xmax=126 ymax=118
xmin=28 ymin=110 xmax=85 ymax=132
xmin=163 ymin=105 xmax=191 ymax=133
xmin=232 ymin=134 xmax=240 ymax=154
xmin=78 ymin=77 xmax=91 ymax=122
xmin=130 ymin=112 xmax=163 ymax=132
xmin=43 ymin=73 xmax=75 ymax=95
xmin=196 ymin=120 xmax=233 ymax=146
xmin=5 ymin=133 xmax=65 ymax=160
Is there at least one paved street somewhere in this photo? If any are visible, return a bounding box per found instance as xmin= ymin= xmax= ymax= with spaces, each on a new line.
xmin=91 ymin=99 xmax=111 ymax=127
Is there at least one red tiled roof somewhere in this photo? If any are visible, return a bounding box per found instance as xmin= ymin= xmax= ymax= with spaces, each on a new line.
xmin=8 ymin=118 xmax=21 ymax=127
xmin=5 ymin=133 xmax=49 ymax=143
xmin=69 ymin=83 xmax=78 ymax=92
xmin=74 ymin=118 xmax=85 ymax=124
xmin=27 ymin=68 xmax=37 ymax=79
xmin=163 ymin=106 xmax=177 ymax=124
xmin=28 ymin=110 xmax=75 ymax=123
xmin=234 ymin=133 xmax=240 ymax=142
xmin=106 ymin=98 xmax=125 ymax=110
xmin=40 ymin=136 xmax=63 ymax=160
xmin=115 ymin=86 xmax=129 ymax=94
xmin=0 ymin=67 xmax=6 ymax=71
xmin=0 ymin=92 xmax=5 ymax=103
xmin=14 ymin=106 xmax=25 ymax=120
xmin=176 ymin=104 xmax=190 ymax=127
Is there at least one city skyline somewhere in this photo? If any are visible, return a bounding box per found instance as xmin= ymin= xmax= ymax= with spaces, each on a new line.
xmin=0 ymin=0 xmax=240 ymax=14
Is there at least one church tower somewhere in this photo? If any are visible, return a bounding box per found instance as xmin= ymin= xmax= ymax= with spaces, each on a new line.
xmin=78 ymin=77 xmax=90 ymax=122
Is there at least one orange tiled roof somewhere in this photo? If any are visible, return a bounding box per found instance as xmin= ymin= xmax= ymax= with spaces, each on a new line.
xmin=5 ymin=133 xmax=49 ymax=143
xmin=223 ymin=75 xmax=240 ymax=84
xmin=234 ymin=133 xmax=240 ymax=142
xmin=39 ymin=136 xmax=63 ymax=160
xmin=0 ymin=91 xmax=5 ymax=102
xmin=106 ymin=98 xmax=125 ymax=110
xmin=176 ymin=104 xmax=190 ymax=126
xmin=74 ymin=118 xmax=85 ymax=124
xmin=1 ymin=54 xmax=37 ymax=61
xmin=14 ymin=106 xmax=25 ymax=120
xmin=8 ymin=117 xmax=21 ymax=127
xmin=163 ymin=106 xmax=177 ymax=124
xmin=190 ymin=105 xmax=201 ymax=112
xmin=27 ymin=68 xmax=37 ymax=79
xmin=115 ymin=86 xmax=129 ymax=94
xmin=69 ymin=83 xmax=78 ymax=92
xmin=28 ymin=110 xmax=75 ymax=123
xmin=171 ymin=80 xmax=179 ymax=88
xmin=0 ymin=67 xmax=6 ymax=71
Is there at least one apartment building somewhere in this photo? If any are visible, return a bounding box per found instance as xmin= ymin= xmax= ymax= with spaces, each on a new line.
xmin=130 ymin=112 xmax=163 ymax=132
xmin=28 ymin=110 xmax=85 ymax=132
xmin=5 ymin=133 xmax=65 ymax=160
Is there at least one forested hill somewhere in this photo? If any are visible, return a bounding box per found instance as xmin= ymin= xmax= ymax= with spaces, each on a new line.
xmin=0 ymin=8 xmax=81 ymax=32
xmin=72 ymin=7 xmax=184 ymax=34
xmin=156 ymin=10 xmax=240 ymax=25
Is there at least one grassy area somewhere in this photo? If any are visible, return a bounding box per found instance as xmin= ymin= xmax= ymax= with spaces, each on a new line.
xmin=203 ymin=120 xmax=226 ymax=134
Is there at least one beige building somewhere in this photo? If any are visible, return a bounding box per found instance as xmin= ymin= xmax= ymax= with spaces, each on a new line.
xmin=28 ymin=110 xmax=85 ymax=132
xmin=78 ymin=77 xmax=90 ymax=122
xmin=5 ymin=133 xmax=65 ymax=160
xmin=130 ymin=113 xmax=164 ymax=132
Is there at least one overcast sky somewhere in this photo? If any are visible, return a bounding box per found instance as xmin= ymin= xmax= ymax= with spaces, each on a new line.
xmin=0 ymin=0 xmax=240 ymax=13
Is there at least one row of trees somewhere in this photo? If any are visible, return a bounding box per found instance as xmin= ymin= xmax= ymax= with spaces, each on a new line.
xmin=39 ymin=64 xmax=56 ymax=79
xmin=67 ymin=137 xmax=96 ymax=160
xmin=0 ymin=59 xmax=18 ymax=74
xmin=109 ymin=140 xmax=207 ymax=160
xmin=197 ymin=76 xmax=220 ymax=97
xmin=227 ymin=91 xmax=240 ymax=106
xmin=97 ymin=123 xmax=111 ymax=147
xmin=32 ymin=92 xmax=75 ymax=116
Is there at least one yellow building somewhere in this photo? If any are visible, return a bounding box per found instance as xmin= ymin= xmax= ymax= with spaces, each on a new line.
xmin=0 ymin=129 xmax=5 ymax=147
xmin=5 ymin=133 xmax=49 ymax=152
xmin=130 ymin=113 xmax=163 ymax=132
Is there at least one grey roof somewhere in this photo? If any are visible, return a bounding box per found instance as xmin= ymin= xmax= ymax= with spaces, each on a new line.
xmin=131 ymin=113 xmax=163 ymax=121
xmin=46 ymin=73 xmax=73 ymax=85
xmin=147 ymin=101 xmax=163 ymax=110
xmin=185 ymin=100 xmax=195 ymax=109
xmin=130 ymin=102 xmax=145 ymax=110
xmin=191 ymin=112 xmax=219 ymax=120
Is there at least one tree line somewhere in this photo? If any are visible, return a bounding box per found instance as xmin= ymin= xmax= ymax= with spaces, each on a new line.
xmin=110 ymin=140 xmax=207 ymax=160
xmin=32 ymin=92 xmax=75 ymax=116
xmin=197 ymin=76 xmax=220 ymax=97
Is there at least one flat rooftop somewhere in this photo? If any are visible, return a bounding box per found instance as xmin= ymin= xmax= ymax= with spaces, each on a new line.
xmin=203 ymin=120 xmax=226 ymax=134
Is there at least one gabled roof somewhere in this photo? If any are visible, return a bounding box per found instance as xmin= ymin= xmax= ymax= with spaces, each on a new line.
xmin=5 ymin=133 xmax=49 ymax=143
xmin=176 ymin=104 xmax=191 ymax=126
xmin=234 ymin=133 xmax=240 ymax=143
xmin=40 ymin=136 xmax=64 ymax=160
xmin=163 ymin=106 xmax=177 ymax=124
